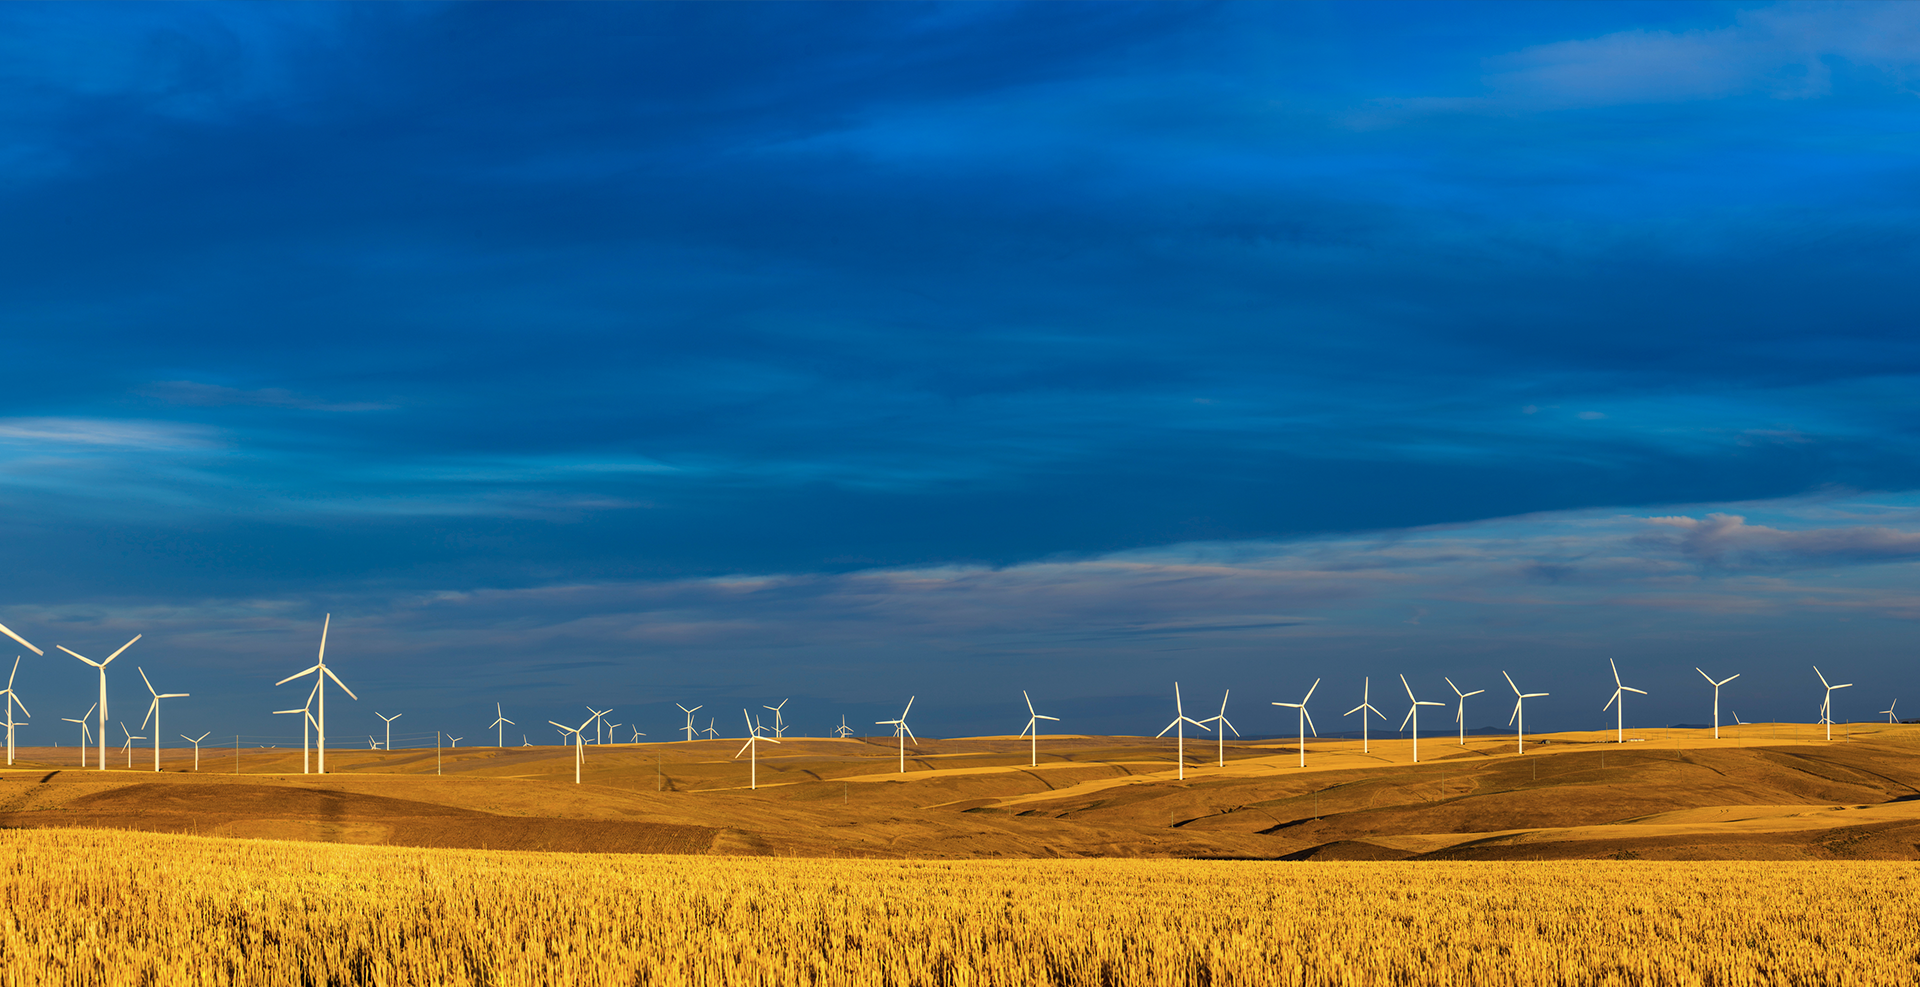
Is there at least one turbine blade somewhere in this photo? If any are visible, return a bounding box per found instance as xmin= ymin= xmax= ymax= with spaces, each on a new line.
xmin=1696 ymin=667 xmax=1713 ymax=684
xmin=105 ymin=635 xmax=141 ymax=663
xmin=1037 ymin=714 xmax=1059 ymax=721
xmin=1504 ymin=670 xmax=1520 ymax=695
xmin=139 ymin=666 xmax=157 ymax=696
xmin=1025 ymin=691 xmax=1035 ymax=716
xmin=1400 ymin=707 xmax=1414 ymax=730
xmin=1724 ymin=674 xmax=1739 ymax=684
xmin=1609 ymin=658 xmax=1621 ymax=687
xmin=317 ymin=614 xmax=329 ymax=663
xmin=141 ymin=698 xmax=157 ymax=731
xmin=1156 ymin=719 xmax=1178 ymax=738
xmin=1303 ymin=709 xmax=1316 ymax=736
xmin=1507 ymin=699 xmax=1522 ymax=726
xmin=323 ymin=666 xmax=358 ymax=701
xmin=1814 ymin=666 xmax=1829 ymax=688
xmin=1345 ymin=704 xmax=1365 ymax=716
xmin=735 ymin=738 xmax=753 ymax=758
xmin=1604 ymin=691 xmax=1618 ymax=711
xmin=1624 ymin=687 xmax=1647 ymax=696
xmin=1401 ymin=674 xmax=1415 ymax=702
xmin=57 ymin=646 xmax=102 ymax=668
xmin=1223 ymin=717 xmax=1239 ymax=737
xmin=1446 ymin=676 xmax=1462 ymax=698
xmin=0 ymin=621 xmax=41 ymax=656
xmin=1464 ymin=690 xmax=1484 ymax=698
xmin=276 ymin=665 xmax=320 ymax=686
xmin=1303 ymin=678 xmax=1320 ymax=703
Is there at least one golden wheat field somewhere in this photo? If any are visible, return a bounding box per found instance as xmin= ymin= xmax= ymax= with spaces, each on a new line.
xmin=2 ymin=829 xmax=1916 ymax=987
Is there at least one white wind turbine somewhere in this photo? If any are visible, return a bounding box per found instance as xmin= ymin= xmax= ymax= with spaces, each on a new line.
xmin=703 ymin=719 xmax=718 ymax=740
xmin=137 ymin=668 xmax=188 ymax=773
xmin=2 ymin=656 xmax=29 ymax=766
xmin=1696 ymin=667 xmax=1740 ymax=740
xmin=1272 ymin=679 xmax=1321 ymax=768
xmin=1156 ymin=683 xmax=1210 ymax=780
xmin=1398 ymin=675 xmax=1444 ymax=763
xmin=1815 ymin=666 xmax=1852 ymax=740
xmin=57 ymin=634 xmax=140 ymax=772
xmin=272 ymin=687 xmax=318 ymax=774
xmin=876 ymin=697 xmax=917 ymax=773
xmin=833 ymin=715 xmax=854 ymax=738
xmin=1345 ymin=678 xmax=1385 ymax=754
xmin=735 ymin=708 xmax=782 ymax=789
xmin=764 ymin=699 xmax=790 ymax=739
xmin=1445 ymin=677 xmax=1484 ymax=747
xmin=181 ymin=731 xmax=211 ymax=770
xmin=548 ymin=712 xmax=596 ymax=784
xmin=1019 ymin=690 xmax=1060 ymax=767
xmin=629 ymin=725 xmax=645 ymax=743
xmin=1202 ymin=690 xmax=1238 ymax=767
xmin=61 ymin=703 xmax=95 ymax=768
xmin=1504 ymin=670 xmax=1548 ymax=753
xmin=118 ymin=722 xmax=142 ymax=768
xmin=377 ymin=711 xmax=402 ymax=752
xmin=447 ymin=735 xmax=463 ymax=748
xmin=677 ymin=704 xmax=703 ymax=742
xmin=273 ymin=616 xmax=355 ymax=773
xmin=367 ymin=736 xmax=381 ymax=750
xmin=490 ymin=703 xmax=513 ymax=748
xmin=1882 ymin=700 xmax=1898 ymax=725
xmin=1602 ymin=659 xmax=1648 ymax=743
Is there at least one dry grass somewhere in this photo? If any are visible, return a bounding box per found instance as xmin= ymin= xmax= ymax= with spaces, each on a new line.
xmin=3 ymin=829 xmax=1917 ymax=986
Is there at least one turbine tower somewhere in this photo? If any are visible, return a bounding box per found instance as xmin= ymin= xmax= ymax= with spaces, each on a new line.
xmin=1272 ymin=679 xmax=1320 ymax=768
xmin=61 ymin=704 xmax=95 ymax=768
xmin=137 ymin=667 xmax=188 ymax=773
xmin=377 ymin=711 xmax=402 ymax=752
xmin=1504 ymin=671 xmax=1548 ymax=753
xmin=119 ymin=722 xmax=142 ymax=768
xmin=875 ymin=697 xmax=917 ymax=773
xmin=490 ymin=703 xmax=514 ymax=748
xmin=1695 ymin=667 xmax=1740 ymax=740
xmin=1603 ymin=659 xmax=1647 ymax=743
xmin=735 ymin=708 xmax=782 ymax=789
xmin=273 ymin=616 xmax=355 ymax=773
xmin=1155 ymin=683 xmax=1209 ymax=780
xmin=1202 ymin=690 xmax=1238 ymax=767
xmin=1345 ymin=678 xmax=1385 ymax=754
xmin=1 ymin=656 xmax=29 ymax=766
xmin=548 ymin=712 xmax=596 ymax=784
xmin=678 ymin=704 xmax=703 ymax=742
xmin=1019 ymin=690 xmax=1060 ymax=768
xmin=1445 ymin=677 xmax=1484 ymax=747
xmin=1814 ymin=666 xmax=1852 ymax=741
xmin=1398 ymin=675 xmax=1444 ymax=763
xmin=57 ymin=634 xmax=140 ymax=772
xmin=763 ymin=699 xmax=789 ymax=740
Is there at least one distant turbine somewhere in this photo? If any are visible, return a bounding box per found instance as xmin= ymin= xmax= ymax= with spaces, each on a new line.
xmin=875 ymin=697 xmax=917 ymax=773
xmin=490 ymin=703 xmax=514 ymax=748
xmin=137 ymin=667 xmax=188 ymax=773
xmin=1732 ymin=710 xmax=1746 ymax=726
xmin=1398 ymin=675 xmax=1444 ymax=763
xmin=1345 ymin=678 xmax=1385 ymax=754
xmin=1272 ymin=679 xmax=1321 ymax=768
xmin=1504 ymin=671 xmax=1548 ymax=753
xmin=1695 ymin=668 xmax=1740 ymax=740
xmin=1882 ymin=700 xmax=1898 ymax=725
xmin=677 ymin=704 xmax=703 ymax=742
xmin=1445 ymin=677 xmax=1484 ymax=747
xmin=1156 ymin=683 xmax=1210 ymax=780
xmin=548 ymin=712 xmax=596 ymax=784
xmin=1 ymin=656 xmax=30 ymax=766
xmin=118 ymin=722 xmax=142 ymax=768
xmin=273 ymin=616 xmax=355 ymax=774
xmin=585 ymin=707 xmax=610 ymax=745
xmin=764 ymin=699 xmax=790 ymax=739
xmin=61 ymin=704 xmax=95 ymax=768
xmin=833 ymin=715 xmax=854 ymax=738
xmin=735 ymin=708 xmax=782 ymax=789
xmin=1018 ymin=691 xmax=1060 ymax=767
xmin=57 ymin=634 xmax=140 ymax=772
xmin=272 ymin=684 xmax=319 ymax=774
xmin=1201 ymin=690 xmax=1238 ymax=767
xmin=447 ymin=735 xmax=463 ymax=749
xmin=703 ymin=719 xmax=718 ymax=740
xmin=181 ymin=731 xmax=211 ymax=770
xmin=1602 ymin=659 xmax=1648 ymax=744
xmin=378 ymin=706 xmax=405 ymax=745
xmin=367 ymin=735 xmax=381 ymax=750
xmin=1815 ymin=666 xmax=1853 ymax=741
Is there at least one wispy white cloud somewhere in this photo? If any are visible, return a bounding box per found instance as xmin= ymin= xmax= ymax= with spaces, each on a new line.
xmin=142 ymin=380 xmax=393 ymax=412
xmin=0 ymin=417 xmax=216 ymax=449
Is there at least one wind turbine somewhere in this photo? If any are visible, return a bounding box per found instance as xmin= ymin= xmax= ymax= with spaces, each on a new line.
xmin=876 ymin=697 xmax=917 ymax=773
xmin=118 ymin=722 xmax=142 ymax=768
xmin=1272 ymin=679 xmax=1321 ymax=768
xmin=57 ymin=634 xmax=140 ymax=772
xmin=1345 ymin=678 xmax=1385 ymax=754
xmin=585 ymin=707 xmax=610 ymax=745
xmin=833 ymin=715 xmax=854 ymax=738
xmin=1696 ymin=668 xmax=1740 ymax=740
xmin=273 ymin=615 xmax=355 ymax=773
xmin=377 ymin=712 xmax=402 ymax=752
xmin=1504 ymin=671 xmax=1548 ymax=753
xmin=734 ymin=709 xmax=782 ymax=789
xmin=703 ymin=719 xmax=718 ymax=740
xmin=367 ymin=736 xmax=381 ymax=750
xmin=2 ymin=656 xmax=29 ymax=766
xmin=1603 ymin=659 xmax=1648 ymax=743
xmin=763 ymin=699 xmax=789 ymax=739
xmin=1018 ymin=691 xmax=1060 ymax=767
xmin=1156 ymin=683 xmax=1209 ymax=780
xmin=548 ymin=712 xmax=596 ymax=784
xmin=272 ymin=686 xmax=318 ymax=774
xmin=447 ymin=735 xmax=462 ymax=749
xmin=1882 ymin=700 xmax=1898 ymax=725
xmin=1398 ymin=675 xmax=1444 ymax=763
xmin=490 ymin=704 xmax=513 ymax=748
xmin=1202 ymin=690 xmax=1238 ymax=767
xmin=1445 ymin=677 xmax=1484 ymax=747
xmin=1732 ymin=710 xmax=1746 ymax=726
xmin=677 ymin=704 xmax=703 ymax=742
xmin=181 ymin=731 xmax=211 ymax=770
xmin=629 ymin=725 xmax=645 ymax=743
xmin=137 ymin=668 xmax=188 ymax=773
xmin=1814 ymin=666 xmax=1852 ymax=740
xmin=61 ymin=703 xmax=95 ymax=768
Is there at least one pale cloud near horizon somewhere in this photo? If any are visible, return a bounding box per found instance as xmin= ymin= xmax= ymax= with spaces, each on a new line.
xmin=142 ymin=380 xmax=394 ymax=413
xmin=0 ymin=416 xmax=216 ymax=449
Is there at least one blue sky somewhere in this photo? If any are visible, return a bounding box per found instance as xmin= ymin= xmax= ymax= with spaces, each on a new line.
xmin=3 ymin=1 xmax=1918 ymax=745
